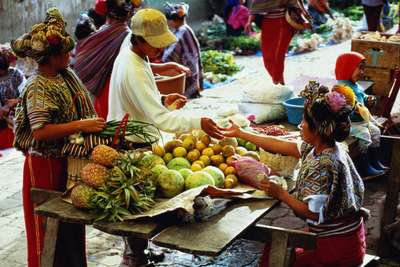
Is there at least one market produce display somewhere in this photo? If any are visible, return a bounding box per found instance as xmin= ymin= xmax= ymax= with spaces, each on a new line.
xmin=223 ymin=36 xmax=261 ymax=55
xmin=357 ymin=32 xmax=400 ymax=43
xmin=201 ymin=50 xmax=242 ymax=84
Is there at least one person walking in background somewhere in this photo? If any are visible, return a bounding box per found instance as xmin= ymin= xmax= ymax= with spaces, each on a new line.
xmin=162 ymin=2 xmax=203 ymax=98
xmin=223 ymin=0 xmax=250 ymax=36
xmin=245 ymin=0 xmax=297 ymax=85
xmin=11 ymin=8 xmax=105 ymax=267
xmin=74 ymin=0 xmax=141 ymax=120
xmin=0 ymin=46 xmax=25 ymax=151
xmin=362 ymin=0 xmax=384 ymax=31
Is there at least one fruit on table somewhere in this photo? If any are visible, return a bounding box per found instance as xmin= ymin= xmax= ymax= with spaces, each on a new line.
xmin=167 ymin=157 xmax=191 ymax=171
xmin=224 ymin=166 xmax=237 ymax=176
xmin=199 ymin=155 xmax=211 ymax=166
xmin=237 ymin=138 xmax=246 ymax=147
xmin=202 ymin=147 xmax=214 ymax=157
xmin=195 ymin=141 xmax=207 ymax=152
xmin=219 ymin=137 xmax=238 ymax=148
xmin=244 ymin=151 xmax=260 ymax=161
xmin=164 ymin=140 xmax=183 ymax=153
xmin=71 ymin=184 xmax=96 ymax=209
xmin=203 ymin=166 xmax=225 ymax=188
xmin=191 ymin=163 xmax=203 ymax=172
xmin=152 ymin=145 xmax=165 ymax=157
xmin=185 ymin=171 xmax=215 ymax=190
xmin=173 ymin=147 xmax=187 ymax=158
xmin=182 ymin=136 xmax=195 ymax=151
xmin=163 ymin=153 xmax=173 ymax=164
xmin=139 ymin=154 xmax=165 ymax=169
xmin=158 ymin=170 xmax=185 ymax=198
xmin=193 ymin=160 xmax=205 ymax=168
xmin=151 ymin=164 xmax=168 ymax=180
xmin=222 ymin=145 xmax=235 ymax=158
xmin=81 ymin=163 xmax=110 ymax=188
xmin=187 ymin=149 xmax=201 ymax=162
xmin=245 ymin=141 xmax=257 ymax=151
xmin=200 ymin=135 xmax=211 ymax=146
xmin=224 ymin=174 xmax=239 ymax=189
xmin=218 ymin=163 xmax=228 ymax=172
xmin=211 ymin=143 xmax=223 ymax=155
xmin=210 ymin=154 xmax=224 ymax=166
xmin=91 ymin=145 xmax=120 ymax=167
xmin=179 ymin=168 xmax=193 ymax=180
xmin=235 ymin=146 xmax=248 ymax=156
xmin=225 ymin=156 xmax=236 ymax=166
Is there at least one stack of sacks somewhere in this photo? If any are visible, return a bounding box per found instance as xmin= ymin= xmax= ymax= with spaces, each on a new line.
xmin=239 ymin=82 xmax=294 ymax=124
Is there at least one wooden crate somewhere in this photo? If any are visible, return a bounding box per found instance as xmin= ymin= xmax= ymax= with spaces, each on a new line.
xmin=363 ymin=66 xmax=394 ymax=96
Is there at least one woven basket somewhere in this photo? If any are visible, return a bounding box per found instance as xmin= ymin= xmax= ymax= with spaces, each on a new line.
xmin=67 ymin=157 xmax=91 ymax=189
xmin=260 ymin=148 xmax=299 ymax=177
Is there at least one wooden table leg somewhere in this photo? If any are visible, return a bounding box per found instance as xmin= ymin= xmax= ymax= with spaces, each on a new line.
xmin=269 ymin=231 xmax=290 ymax=267
xmin=41 ymin=217 xmax=60 ymax=267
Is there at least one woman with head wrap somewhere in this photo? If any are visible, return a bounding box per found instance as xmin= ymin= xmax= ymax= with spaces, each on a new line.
xmin=74 ymin=0 xmax=142 ymax=119
xmin=161 ymin=2 xmax=203 ymax=98
xmin=0 ymin=45 xmax=25 ymax=150
xmin=222 ymin=81 xmax=366 ymax=266
xmin=223 ymin=0 xmax=250 ymax=36
xmin=335 ymin=52 xmax=387 ymax=177
xmin=11 ymin=8 xmax=106 ymax=267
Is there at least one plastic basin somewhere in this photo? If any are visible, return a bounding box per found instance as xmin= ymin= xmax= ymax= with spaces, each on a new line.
xmin=154 ymin=69 xmax=186 ymax=95
xmin=283 ymin=97 xmax=305 ymax=125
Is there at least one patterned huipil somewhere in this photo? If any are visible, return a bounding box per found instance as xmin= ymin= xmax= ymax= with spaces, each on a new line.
xmin=0 ymin=68 xmax=25 ymax=120
xmin=161 ymin=24 xmax=203 ymax=98
xmin=295 ymin=142 xmax=365 ymax=237
xmin=13 ymin=68 xmax=96 ymax=157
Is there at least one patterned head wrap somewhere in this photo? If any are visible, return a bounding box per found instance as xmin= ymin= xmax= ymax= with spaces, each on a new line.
xmin=164 ymin=2 xmax=189 ymax=20
xmin=11 ymin=8 xmax=74 ymax=65
xmin=300 ymin=81 xmax=352 ymax=142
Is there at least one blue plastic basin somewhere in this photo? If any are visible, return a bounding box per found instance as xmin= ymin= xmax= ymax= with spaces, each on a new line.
xmin=283 ymin=97 xmax=305 ymax=125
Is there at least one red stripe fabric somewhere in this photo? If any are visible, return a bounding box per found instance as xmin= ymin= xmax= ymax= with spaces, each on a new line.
xmin=0 ymin=127 xmax=14 ymax=149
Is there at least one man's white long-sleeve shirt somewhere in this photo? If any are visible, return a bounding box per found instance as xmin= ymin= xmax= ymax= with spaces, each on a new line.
xmin=107 ymin=48 xmax=202 ymax=137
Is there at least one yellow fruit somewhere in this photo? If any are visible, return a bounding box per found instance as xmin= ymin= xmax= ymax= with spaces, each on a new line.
xmin=199 ymin=155 xmax=210 ymax=166
xmin=200 ymin=135 xmax=211 ymax=146
xmin=226 ymin=156 xmax=237 ymax=166
xmin=193 ymin=160 xmax=205 ymax=168
xmin=218 ymin=163 xmax=228 ymax=172
xmin=224 ymin=174 xmax=239 ymax=188
xmin=195 ymin=141 xmax=206 ymax=152
xmin=187 ymin=149 xmax=200 ymax=162
xmin=210 ymin=154 xmax=224 ymax=166
xmin=164 ymin=140 xmax=183 ymax=153
xmin=224 ymin=166 xmax=236 ymax=176
xmin=178 ymin=133 xmax=191 ymax=141
xmin=212 ymin=143 xmax=223 ymax=155
xmin=152 ymin=145 xmax=165 ymax=157
xmin=191 ymin=163 xmax=203 ymax=172
xmin=173 ymin=147 xmax=187 ymax=158
xmin=202 ymin=147 xmax=215 ymax=157
xmin=163 ymin=153 xmax=173 ymax=164
xmin=91 ymin=145 xmax=119 ymax=167
xmin=222 ymin=145 xmax=235 ymax=158
xmin=182 ymin=137 xmax=195 ymax=151
xmin=235 ymin=146 xmax=248 ymax=156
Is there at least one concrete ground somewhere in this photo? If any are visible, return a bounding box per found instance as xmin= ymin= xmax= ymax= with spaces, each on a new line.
xmin=1 ymin=39 xmax=400 ymax=266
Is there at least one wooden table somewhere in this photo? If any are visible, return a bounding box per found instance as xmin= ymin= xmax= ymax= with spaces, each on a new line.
xmin=34 ymin=181 xmax=296 ymax=266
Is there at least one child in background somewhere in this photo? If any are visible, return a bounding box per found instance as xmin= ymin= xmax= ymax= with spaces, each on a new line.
xmin=335 ymin=51 xmax=387 ymax=177
xmin=162 ymin=2 xmax=203 ymax=98
xmin=222 ymin=81 xmax=366 ymax=266
xmin=224 ymin=0 xmax=250 ymax=36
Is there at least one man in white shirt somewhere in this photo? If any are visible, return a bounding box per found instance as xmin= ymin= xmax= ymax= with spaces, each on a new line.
xmin=108 ymin=8 xmax=224 ymax=266
xmin=108 ymin=8 xmax=224 ymax=141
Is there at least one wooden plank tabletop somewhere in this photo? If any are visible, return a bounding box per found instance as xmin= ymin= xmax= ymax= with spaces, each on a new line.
xmin=93 ymin=220 xmax=162 ymax=239
xmin=35 ymin=197 xmax=96 ymax=225
xmin=152 ymin=198 xmax=280 ymax=256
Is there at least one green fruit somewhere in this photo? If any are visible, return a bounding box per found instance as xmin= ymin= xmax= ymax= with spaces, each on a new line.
xmin=151 ymin=165 xmax=169 ymax=179
xmin=235 ymin=146 xmax=248 ymax=156
xmin=179 ymin=168 xmax=194 ymax=180
xmin=203 ymin=166 xmax=225 ymax=188
xmin=185 ymin=171 xmax=215 ymax=190
xmin=245 ymin=141 xmax=257 ymax=151
xmin=139 ymin=154 xmax=165 ymax=169
xmin=167 ymin=157 xmax=191 ymax=171
xmin=158 ymin=170 xmax=185 ymax=198
xmin=237 ymin=138 xmax=247 ymax=147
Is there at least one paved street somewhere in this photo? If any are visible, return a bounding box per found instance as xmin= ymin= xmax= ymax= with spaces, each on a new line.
xmin=0 ymin=39 xmax=399 ymax=266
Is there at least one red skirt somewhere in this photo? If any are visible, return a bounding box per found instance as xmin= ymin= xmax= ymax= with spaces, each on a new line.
xmin=23 ymin=155 xmax=87 ymax=267
xmin=261 ymin=17 xmax=295 ymax=84
xmin=0 ymin=126 xmax=14 ymax=150
xmin=260 ymin=222 xmax=366 ymax=267
xmin=94 ymin=77 xmax=110 ymax=120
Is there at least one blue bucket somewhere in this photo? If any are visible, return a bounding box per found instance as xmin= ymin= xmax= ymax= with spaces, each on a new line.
xmin=283 ymin=97 xmax=305 ymax=125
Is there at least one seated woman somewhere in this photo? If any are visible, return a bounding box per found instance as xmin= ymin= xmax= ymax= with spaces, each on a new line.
xmin=0 ymin=46 xmax=25 ymax=151
xmin=162 ymin=2 xmax=203 ymax=98
xmin=222 ymin=81 xmax=366 ymax=267
xmin=224 ymin=0 xmax=250 ymax=36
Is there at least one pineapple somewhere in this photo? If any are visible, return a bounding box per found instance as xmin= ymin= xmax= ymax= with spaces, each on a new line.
xmin=71 ymin=184 xmax=96 ymax=209
xmin=91 ymin=145 xmax=120 ymax=167
xmin=81 ymin=163 xmax=110 ymax=188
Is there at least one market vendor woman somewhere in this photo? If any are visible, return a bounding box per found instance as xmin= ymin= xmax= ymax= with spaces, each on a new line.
xmin=12 ymin=8 xmax=106 ymax=267
xmin=222 ymin=82 xmax=366 ymax=266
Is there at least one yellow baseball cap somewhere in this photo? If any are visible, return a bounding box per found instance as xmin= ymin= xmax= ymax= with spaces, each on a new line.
xmin=131 ymin=8 xmax=177 ymax=48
